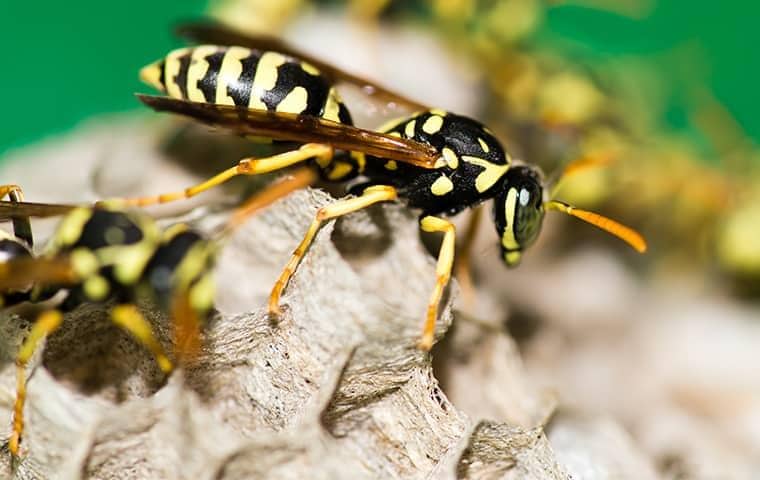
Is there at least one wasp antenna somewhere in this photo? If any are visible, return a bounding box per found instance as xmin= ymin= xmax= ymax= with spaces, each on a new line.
xmin=549 ymin=153 xmax=614 ymax=199
xmin=545 ymin=200 xmax=647 ymax=253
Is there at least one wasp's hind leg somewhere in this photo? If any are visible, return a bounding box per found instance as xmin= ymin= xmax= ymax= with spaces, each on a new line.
xmin=268 ymin=185 xmax=398 ymax=315
xmin=10 ymin=310 xmax=64 ymax=456
xmin=418 ymin=215 xmax=456 ymax=351
xmin=115 ymin=143 xmax=333 ymax=207
xmin=110 ymin=304 xmax=173 ymax=374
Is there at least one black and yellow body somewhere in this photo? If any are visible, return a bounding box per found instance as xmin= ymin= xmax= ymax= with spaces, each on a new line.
xmin=121 ymin=22 xmax=646 ymax=353
xmin=0 ymin=199 xmax=217 ymax=456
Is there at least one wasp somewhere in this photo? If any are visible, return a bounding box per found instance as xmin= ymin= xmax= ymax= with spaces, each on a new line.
xmin=0 ymin=183 xmax=238 ymax=456
xmin=114 ymin=21 xmax=646 ymax=352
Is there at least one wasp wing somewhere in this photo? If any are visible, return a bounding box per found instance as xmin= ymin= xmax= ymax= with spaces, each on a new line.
xmin=0 ymin=201 xmax=79 ymax=222
xmin=175 ymin=21 xmax=429 ymax=111
xmin=137 ymin=95 xmax=440 ymax=168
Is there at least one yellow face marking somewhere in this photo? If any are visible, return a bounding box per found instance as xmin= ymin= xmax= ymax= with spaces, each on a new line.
xmin=431 ymin=175 xmax=454 ymax=196
xmin=70 ymin=248 xmax=99 ymax=277
xmin=276 ymin=86 xmax=309 ymax=114
xmin=83 ymin=275 xmax=109 ymax=301
xmin=55 ymin=208 xmax=93 ymax=247
xmin=504 ymin=251 xmax=522 ymax=265
xmin=301 ymin=61 xmax=320 ymax=76
xmin=164 ymin=47 xmax=191 ymax=99
xmin=249 ymin=52 xmax=286 ymax=110
xmin=322 ymin=88 xmax=342 ymax=122
xmin=501 ymin=187 xmax=520 ymax=250
xmin=327 ymin=162 xmax=354 ymax=181
xmin=186 ymin=46 xmax=219 ymax=102
xmin=139 ymin=61 xmax=165 ymax=92
xmin=162 ymin=223 xmax=189 ymax=240
xmin=429 ymin=108 xmax=447 ymax=116
xmin=174 ymin=243 xmax=213 ymax=291
xmin=478 ymin=138 xmax=490 ymax=153
xmin=462 ymin=156 xmax=510 ymax=193
xmin=384 ymin=160 xmax=398 ymax=170
xmin=422 ymin=115 xmax=444 ymax=135
xmin=441 ymin=147 xmax=459 ymax=169
xmin=215 ymin=46 xmax=252 ymax=106
xmin=405 ymin=120 xmax=416 ymax=138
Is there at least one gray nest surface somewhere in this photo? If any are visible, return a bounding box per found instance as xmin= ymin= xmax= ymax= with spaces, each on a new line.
xmin=0 ymin=119 xmax=665 ymax=479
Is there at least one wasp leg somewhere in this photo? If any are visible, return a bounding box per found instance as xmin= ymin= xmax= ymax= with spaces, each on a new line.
xmin=119 ymin=143 xmax=333 ymax=207
xmin=110 ymin=304 xmax=173 ymax=374
xmin=0 ymin=184 xmax=33 ymax=247
xmin=418 ymin=215 xmax=456 ymax=351
xmin=454 ymin=205 xmax=482 ymax=308
xmin=10 ymin=310 xmax=64 ymax=456
xmin=225 ymin=167 xmax=318 ymax=231
xmin=269 ymin=185 xmax=398 ymax=314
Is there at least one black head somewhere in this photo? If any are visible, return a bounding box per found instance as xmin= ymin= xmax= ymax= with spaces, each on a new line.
xmin=492 ymin=166 xmax=545 ymax=266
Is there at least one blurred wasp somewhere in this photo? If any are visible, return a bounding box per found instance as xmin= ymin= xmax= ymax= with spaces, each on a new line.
xmin=0 ymin=187 xmax=221 ymax=456
xmin=113 ymin=21 xmax=645 ymax=352
xmin=0 ymin=172 xmax=312 ymax=456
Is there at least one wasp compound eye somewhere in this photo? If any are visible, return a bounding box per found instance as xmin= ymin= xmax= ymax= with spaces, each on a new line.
xmin=493 ymin=166 xmax=545 ymax=266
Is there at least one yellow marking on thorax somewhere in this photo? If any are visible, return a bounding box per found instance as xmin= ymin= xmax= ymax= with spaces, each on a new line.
xmin=249 ymin=52 xmax=286 ymax=110
xmin=351 ymin=151 xmax=366 ymax=172
xmin=441 ymin=147 xmax=459 ymax=169
xmin=327 ymin=162 xmax=354 ymax=180
xmin=140 ymin=61 xmax=165 ymax=92
xmin=501 ymin=187 xmax=519 ymax=250
xmin=164 ymin=47 xmax=191 ymax=99
xmin=462 ymin=156 xmax=510 ymax=193
xmin=388 ymin=131 xmax=402 ymax=138
xmin=186 ymin=46 xmax=220 ymax=102
xmin=175 ymin=243 xmax=212 ymax=291
xmin=429 ymin=108 xmax=447 ymax=116
xmin=190 ymin=272 xmax=215 ymax=313
xmin=478 ymin=138 xmax=490 ymax=153
xmin=54 ymin=208 xmax=93 ymax=247
xmin=376 ymin=116 xmax=406 ymax=133
xmin=301 ymin=61 xmax=320 ymax=76
xmin=422 ymin=115 xmax=444 ymax=134
xmin=405 ymin=120 xmax=416 ymax=138
xmin=431 ymin=175 xmax=454 ymax=196
xmin=322 ymin=88 xmax=342 ymax=122
xmin=384 ymin=160 xmax=398 ymax=170
xmin=216 ymin=46 xmax=252 ymax=106
xmin=70 ymin=248 xmax=99 ymax=277
xmin=276 ymin=86 xmax=309 ymax=114
xmin=84 ymin=275 xmax=109 ymax=301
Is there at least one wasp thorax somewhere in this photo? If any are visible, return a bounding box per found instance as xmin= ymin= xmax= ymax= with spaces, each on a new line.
xmin=492 ymin=166 xmax=545 ymax=266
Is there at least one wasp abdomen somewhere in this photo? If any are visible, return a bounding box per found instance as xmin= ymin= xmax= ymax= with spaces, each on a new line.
xmin=141 ymin=45 xmax=352 ymax=124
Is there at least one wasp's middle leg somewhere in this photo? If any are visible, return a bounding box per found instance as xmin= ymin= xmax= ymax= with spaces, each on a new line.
xmin=117 ymin=143 xmax=333 ymax=207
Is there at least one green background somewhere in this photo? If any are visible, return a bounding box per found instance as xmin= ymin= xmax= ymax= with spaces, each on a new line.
xmin=1 ymin=1 xmax=757 ymax=156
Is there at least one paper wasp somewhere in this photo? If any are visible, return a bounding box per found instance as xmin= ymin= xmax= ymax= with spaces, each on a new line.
xmin=115 ymin=21 xmax=646 ymax=352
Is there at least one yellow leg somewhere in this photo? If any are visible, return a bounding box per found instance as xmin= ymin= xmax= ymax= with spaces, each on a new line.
xmin=418 ymin=216 xmax=456 ymax=351
xmin=119 ymin=143 xmax=333 ymax=207
xmin=268 ymin=185 xmax=398 ymax=314
xmin=110 ymin=304 xmax=173 ymax=373
xmin=10 ymin=310 xmax=64 ymax=456
xmin=454 ymin=206 xmax=482 ymax=308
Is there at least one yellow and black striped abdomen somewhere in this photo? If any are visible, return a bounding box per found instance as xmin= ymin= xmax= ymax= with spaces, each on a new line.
xmin=141 ymin=45 xmax=352 ymax=124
